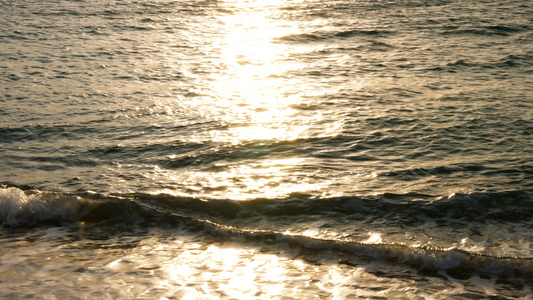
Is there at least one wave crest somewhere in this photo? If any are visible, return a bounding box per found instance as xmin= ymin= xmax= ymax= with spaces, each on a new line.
xmin=0 ymin=187 xmax=80 ymax=226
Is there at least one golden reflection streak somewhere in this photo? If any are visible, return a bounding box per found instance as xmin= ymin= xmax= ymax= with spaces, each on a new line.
xmin=152 ymin=158 xmax=330 ymax=200
xmin=204 ymin=0 xmax=306 ymax=144
xmin=163 ymin=244 xmax=291 ymax=299
xmin=151 ymin=1 xmax=341 ymax=199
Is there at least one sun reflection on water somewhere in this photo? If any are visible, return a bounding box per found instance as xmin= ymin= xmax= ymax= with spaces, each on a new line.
xmin=101 ymin=235 xmax=391 ymax=299
xmin=148 ymin=1 xmax=344 ymax=199
xmin=151 ymin=158 xmax=329 ymax=200
xmin=201 ymin=0 xmax=311 ymax=143
xmin=160 ymin=243 xmax=295 ymax=299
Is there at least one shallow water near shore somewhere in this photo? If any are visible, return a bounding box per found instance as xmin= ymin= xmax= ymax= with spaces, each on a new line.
xmin=1 ymin=0 xmax=532 ymax=298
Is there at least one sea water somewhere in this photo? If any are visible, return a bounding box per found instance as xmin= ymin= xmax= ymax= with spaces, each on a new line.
xmin=1 ymin=0 xmax=532 ymax=298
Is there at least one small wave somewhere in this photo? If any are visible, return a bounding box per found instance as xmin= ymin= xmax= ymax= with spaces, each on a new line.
xmin=0 ymin=185 xmax=182 ymax=228
xmin=426 ymin=53 xmax=533 ymax=72
xmin=0 ymin=187 xmax=80 ymax=226
xmin=494 ymin=53 xmax=533 ymax=68
xmin=275 ymin=29 xmax=393 ymax=43
xmin=2 ymin=185 xmax=533 ymax=281
xmin=0 ymin=123 xmax=95 ymax=143
xmin=3 ymin=185 xmax=532 ymax=228
xmin=379 ymin=164 xmax=485 ymax=178
xmin=334 ymin=29 xmax=393 ymax=38
xmin=203 ymin=220 xmax=533 ymax=281
xmin=275 ymin=33 xmax=325 ymax=43
xmin=442 ymin=24 xmax=530 ymax=37
xmin=124 ymin=189 xmax=533 ymax=225
xmin=0 ymin=34 xmax=30 ymax=41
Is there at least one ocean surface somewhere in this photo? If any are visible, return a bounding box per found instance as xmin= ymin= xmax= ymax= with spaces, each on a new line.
xmin=1 ymin=0 xmax=532 ymax=298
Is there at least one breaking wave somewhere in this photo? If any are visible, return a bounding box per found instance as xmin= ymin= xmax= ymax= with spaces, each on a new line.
xmin=2 ymin=185 xmax=532 ymax=281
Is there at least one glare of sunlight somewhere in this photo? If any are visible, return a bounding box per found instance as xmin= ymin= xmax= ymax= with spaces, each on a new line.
xmin=163 ymin=244 xmax=289 ymax=298
xmin=302 ymin=230 xmax=320 ymax=237
xmin=203 ymin=0 xmax=307 ymax=144
xmin=149 ymin=158 xmax=329 ymax=200
xmin=213 ymin=123 xmax=308 ymax=145
xmin=363 ymin=232 xmax=383 ymax=244
xmin=149 ymin=1 xmax=342 ymax=199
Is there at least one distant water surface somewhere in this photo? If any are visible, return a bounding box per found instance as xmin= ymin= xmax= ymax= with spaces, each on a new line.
xmin=1 ymin=0 xmax=532 ymax=298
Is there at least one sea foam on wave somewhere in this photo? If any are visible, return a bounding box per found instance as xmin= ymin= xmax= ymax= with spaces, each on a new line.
xmin=0 ymin=187 xmax=79 ymax=226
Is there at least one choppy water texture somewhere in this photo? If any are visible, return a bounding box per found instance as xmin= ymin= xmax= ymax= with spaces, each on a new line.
xmin=1 ymin=0 xmax=533 ymax=298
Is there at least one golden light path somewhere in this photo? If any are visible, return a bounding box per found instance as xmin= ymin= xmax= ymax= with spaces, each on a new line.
xmin=204 ymin=0 xmax=307 ymax=144
xmin=144 ymin=2 xmax=350 ymax=296
xmin=103 ymin=236 xmax=376 ymax=299
xmin=149 ymin=0 xmax=344 ymax=200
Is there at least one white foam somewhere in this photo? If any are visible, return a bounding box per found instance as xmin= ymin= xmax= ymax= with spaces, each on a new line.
xmin=0 ymin=187 xmax=79 ymax=226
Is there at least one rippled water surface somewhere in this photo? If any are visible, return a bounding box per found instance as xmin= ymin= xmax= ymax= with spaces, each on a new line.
xmin=1 ymin=0 xmax=532 ymax=298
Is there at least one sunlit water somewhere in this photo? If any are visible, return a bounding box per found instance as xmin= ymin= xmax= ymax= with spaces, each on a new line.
xmin=1 ymin=0 xmax=532 ymax=298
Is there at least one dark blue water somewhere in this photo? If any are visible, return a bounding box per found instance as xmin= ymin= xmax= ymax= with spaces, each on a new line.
xmin=1 ymin=0 xmax=532 ymax=298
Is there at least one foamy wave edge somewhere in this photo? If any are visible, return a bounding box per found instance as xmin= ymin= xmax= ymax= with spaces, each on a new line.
xmin=0 ymin=186 xmax=81 ymax=226
xmin=2 ymin=185 xmax=532 ymax=281
xmin=203 ymin=221 xmax=533 ymax=281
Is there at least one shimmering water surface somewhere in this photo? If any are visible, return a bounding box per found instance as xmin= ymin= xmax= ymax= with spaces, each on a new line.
xmin=1 ymin=0 xmax=532 ymax=298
